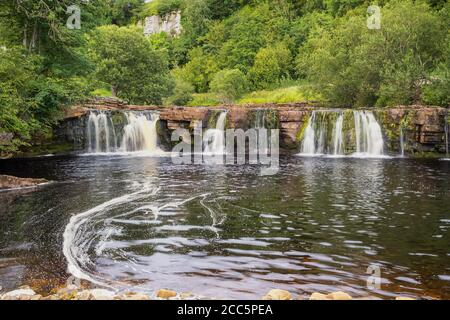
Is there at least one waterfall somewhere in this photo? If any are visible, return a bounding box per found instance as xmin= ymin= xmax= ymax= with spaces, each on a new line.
xmin=204 ymin=112 xmax=227 ymax=155
xmin=445 ymin=110 xmax=449 ymax=158
xmin=298 ymin=110 xmax=385 ymax=157
xmin=121 ymin=113 xmax=160 ymax=153
xmin=332 ymin=113 xmax=344 ymax=156
xmin=353 ymin=111 xmax=384 ymax=157
xmin=85 ymin=111 xmax=161 ymax=154
xmin=400 ymin=127 xmax=405 ymax=157
xmin=86 ymin=111 xmax=117 ymax=153
xmin=301 ymin=112 xmax=317 ymax=155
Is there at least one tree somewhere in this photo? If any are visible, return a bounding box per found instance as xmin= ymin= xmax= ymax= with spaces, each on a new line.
xmin=110 ymin=0 xmax=144 ymax=26
xmin=165 ymin=77 xmax=195 ymax=106
xmin=87 ymin=25 xmax=174 ymax=104
xmin=249 ymin=43 xmax=293 ymax=89
xmin=173 ymin=48 xmax=219 ymax=93
xmin=210 ymin=69 xmax=248 ymax=103
xmin=297 ymin=1 xmax=448 ymax=107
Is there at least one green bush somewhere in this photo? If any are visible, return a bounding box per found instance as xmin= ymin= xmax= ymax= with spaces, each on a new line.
xmin=210 ymin=69 xmax=248 ymax=103
xmin=249 ymin=43 xmax=293 ymax=90
xmin=87 ymin=25 xmax=174 ymax=105
xmin=297 ymin=1 xmax=448 ymax=107
xmin=165 ymin=78 xmax=195 ymax=105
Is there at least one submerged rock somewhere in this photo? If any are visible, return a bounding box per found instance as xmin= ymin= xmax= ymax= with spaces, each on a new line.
xmin=262 ymin=289 xmax=292 ymax=300
xmin=0 ymin=175 xmax=48 ymax=190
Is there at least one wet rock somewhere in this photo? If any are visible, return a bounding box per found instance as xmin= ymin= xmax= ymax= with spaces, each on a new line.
xmin=1 ymin=287 xmax=36 ymax=300
xmin=180 ymin=292 xmax=194 ymax=299
xmin=89 ymin=289 xmax=116 ymax=300
xmin=309 ymin=293 xmax=330 ymax=300
xmin=262 ymin=289 xmax=292 ymax=301
xmin=76 ymin=290 xmax=93 ymax=301
xmin=156 ymin=289 xmax=177 ymax=299
xmin=326 ymin=291 xmax=352 ymax=300
xmin=0 ymin=175 xmax=48 ymax=190
xmin=120 ymin=292 xmax=151 ymax=301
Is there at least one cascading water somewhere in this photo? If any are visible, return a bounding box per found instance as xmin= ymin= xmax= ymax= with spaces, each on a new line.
xmin=121 ymin=113 xmax=160 ymax=153
xmin=353 ymin=111 xmax=384 ymax=157
xmin=86 ymin=111 xmax=117 ymax=153
xmin=445 ymin=110 xmax=449 ymax=159
xmin=204 ymin=112 xmax=227 ymax=155
xmin=301 ymin=112 xmax=317 ymax=155
xmin=400 ymin=127 xmax=405 ymax=157
xmin=332 ymin=113 xmax=344 ymax=156
xmin=299 ymin=110 xmax=385 ymax=157
xmin=86 ymin=111 xmax=161 ymax=154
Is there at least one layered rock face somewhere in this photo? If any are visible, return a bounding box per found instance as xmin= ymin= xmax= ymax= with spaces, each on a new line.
xmin=54 ymin=99 xmax=449 ymax=156
xmin=144 ymin=11 xmax=182 ymax=37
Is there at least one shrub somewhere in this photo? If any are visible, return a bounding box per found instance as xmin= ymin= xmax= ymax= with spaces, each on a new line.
xmin=210 ymin=69 xmax=248 ymax=103
xmin=165 ymin=78 xmax=195 ymax=106
xmin=249 ymin=43 xmax=293 ymax=90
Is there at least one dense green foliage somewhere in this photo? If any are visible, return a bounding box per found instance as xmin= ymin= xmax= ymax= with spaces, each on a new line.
xmin=87 ymin=25 xmax=173 ymax=104
xmin=0 ymin=0 xmax=448 ymax=155
xmin=210 ymin=69 xmax=248 ymax=103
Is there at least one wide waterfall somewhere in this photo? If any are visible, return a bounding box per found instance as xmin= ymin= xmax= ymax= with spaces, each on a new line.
xmin=86 ymin=111 xmax=117 ymax=153
xmin=86 ymin=111 xmax=161 ymax=154
xmin=299 ymin=110 xmax=385 ymax=157
xmin=203 ymin=112 xmax=227 ymax=155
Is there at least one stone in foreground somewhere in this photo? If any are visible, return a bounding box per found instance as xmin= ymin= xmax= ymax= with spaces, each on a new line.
xmin=156 ymin=289 xmax=177 ymax=299
xmin=262 ymin=289 xmax=292 ymax=300
xmin=310 ymin=292 xmax=330 ymax=300
xmin=326 ymin=291 xmax=352 ymax=300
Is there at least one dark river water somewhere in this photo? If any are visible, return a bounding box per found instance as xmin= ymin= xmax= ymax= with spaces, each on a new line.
xmin=0 ymin=155 xmax=449 ymax=299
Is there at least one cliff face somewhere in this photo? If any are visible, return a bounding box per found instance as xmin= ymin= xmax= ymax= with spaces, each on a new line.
xmin=55 ymin=100 xmax=449 ymax=156
xmin=143 ymin=11 xmax=182 ymax=37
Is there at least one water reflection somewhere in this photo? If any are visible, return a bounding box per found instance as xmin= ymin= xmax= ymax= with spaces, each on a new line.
xmin=0 ymin=156 xmax=448 ymax=299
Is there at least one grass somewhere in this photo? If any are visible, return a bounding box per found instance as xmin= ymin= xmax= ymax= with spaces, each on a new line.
xmin=187 ymin=93 xmax=221 ymax=107
xmin=238 ymin=85 xmax=321 ymax=104
xmin=186 ymin=84 xmax=322 ymax=107
xmin=91 ymin=88 xmax=113 ymax=98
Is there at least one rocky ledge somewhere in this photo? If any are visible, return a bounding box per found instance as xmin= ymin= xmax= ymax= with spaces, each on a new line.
xmin=0 ymin=286 xmax=417 ymax=301
xmin=0 ymin=175 xmax=48 ymax=190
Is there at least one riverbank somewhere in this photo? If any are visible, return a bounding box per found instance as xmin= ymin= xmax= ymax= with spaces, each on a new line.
xmin=0 ymin=286 xmax=416 ymax=301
